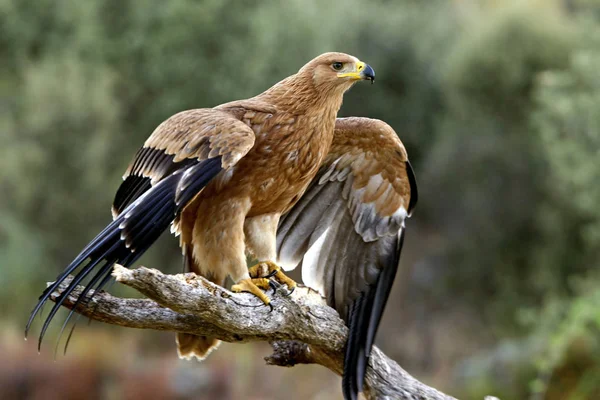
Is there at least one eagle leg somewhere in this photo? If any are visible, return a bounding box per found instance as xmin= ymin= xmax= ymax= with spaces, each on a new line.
xmin=231 ymin=278 xmax=273 ymax=311
xmin=248 ymin=261 xmax=297 ymax=292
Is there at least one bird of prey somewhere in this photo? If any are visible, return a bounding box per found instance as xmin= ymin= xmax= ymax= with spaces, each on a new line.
xmin=26 ymin=53 xmax=376 ymax=364
xmin=277 ymin=117 xmax=417 ymax=400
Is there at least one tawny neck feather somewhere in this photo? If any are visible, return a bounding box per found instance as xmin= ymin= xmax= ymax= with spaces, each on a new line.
xmin=258 ymin=71 xmax=349 ymax=116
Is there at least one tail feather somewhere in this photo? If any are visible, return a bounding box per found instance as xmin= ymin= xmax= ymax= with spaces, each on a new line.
xmin=26 ymin=157 xmax=223 ymax=350
xmin=176 ymin=334 xmax=221 ymax=361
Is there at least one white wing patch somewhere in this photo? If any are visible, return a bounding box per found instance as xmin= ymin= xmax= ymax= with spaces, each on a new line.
xmin=301 ymin=226 xmax=329 ymax=294
xmin=277 ymin=155 xmax=408 ymax=287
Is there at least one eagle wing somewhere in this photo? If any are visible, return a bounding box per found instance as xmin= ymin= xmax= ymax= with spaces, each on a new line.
xmin=112 ymin=108 xmax=255 ymax=216
xmin=27 ymin=108 xmax=255 ymax=348
xmin=276 ymin=117 xmax=417 ymax=400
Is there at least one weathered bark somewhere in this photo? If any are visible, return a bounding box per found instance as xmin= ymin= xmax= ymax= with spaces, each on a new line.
xmin=47 ymin=265 xmax=484 ymax=400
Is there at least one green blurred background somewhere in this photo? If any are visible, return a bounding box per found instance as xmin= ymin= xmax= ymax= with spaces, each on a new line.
xmin=2 ymin=0 xmax=600 ymax=399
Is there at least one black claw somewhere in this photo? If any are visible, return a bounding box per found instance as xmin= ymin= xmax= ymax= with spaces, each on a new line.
xmin=283 ymin=286 xmax=295 ymax=297
xmin=269 ymin=280 xmax=279 ymax=291
xmin=267 ymin=302 xmax=274 ymax=312
xmin=265 ymin=269 xmax=278 ymax=279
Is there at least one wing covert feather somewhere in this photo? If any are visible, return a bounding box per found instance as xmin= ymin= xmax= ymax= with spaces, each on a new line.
xmin=112 ymin=109 xmax=255 ymax=216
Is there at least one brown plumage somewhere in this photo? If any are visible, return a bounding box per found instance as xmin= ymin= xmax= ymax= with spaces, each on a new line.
xmin=277 ymin=117 xmax=417 ymax=400
xmin=26 ymin=53 xmax=375 ymax=369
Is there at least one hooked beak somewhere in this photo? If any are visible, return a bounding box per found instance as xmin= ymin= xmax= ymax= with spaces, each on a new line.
xmin=338 ymin=61 xmax=375 ymax=83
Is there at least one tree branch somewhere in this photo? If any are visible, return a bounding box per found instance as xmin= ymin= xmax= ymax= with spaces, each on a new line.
xmin=49 ymin=265 xmax=459 ymax=400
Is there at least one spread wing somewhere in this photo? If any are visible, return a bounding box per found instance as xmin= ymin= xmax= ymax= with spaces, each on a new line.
xmin=27 ymin=108 xmax=255 ymax=349
xmin=276 ymin=117 xmax=417 ymax=400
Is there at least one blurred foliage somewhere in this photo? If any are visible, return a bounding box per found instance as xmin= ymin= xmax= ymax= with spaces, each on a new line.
xmin=425 ymin=2 xmax=575 ymax=329
xmin=523 ymin=9 xmax=600 ymax=399
xmin=1 ymin=0 xmax=600 ymax=398
xmin=524 ymin=272 xmax=600 ymax=400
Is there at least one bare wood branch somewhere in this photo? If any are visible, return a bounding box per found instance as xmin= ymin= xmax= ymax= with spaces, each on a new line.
xmin=49 ymin=265 xmax=458 ymax=400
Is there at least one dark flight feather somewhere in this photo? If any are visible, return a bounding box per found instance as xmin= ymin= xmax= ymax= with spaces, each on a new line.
xmin=277 ymin=156 xmax=416 ymax=400
xmin=342 ymin=229 xmax=404 ymax=400
xmin=25 ymin=157 xmax=223 ymax=349
xmin=112 ymin=147 xmax=197 ymax=216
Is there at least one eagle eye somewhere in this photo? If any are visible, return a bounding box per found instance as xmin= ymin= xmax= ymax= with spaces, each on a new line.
xmin=332 ymin=62 xmax=344 ymax=71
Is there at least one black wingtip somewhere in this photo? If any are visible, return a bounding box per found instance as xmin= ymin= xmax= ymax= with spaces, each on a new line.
xmin=27 ymin=157 xmax=224 ymax=353
xmin=342 ymin=297 xmax=366 ymax=400
xmin=342 ymin=382 xmax=359 ymax=400
xmin=341 ymin=230 xmax=406 ymax=400
xmin=406 ymin=160 xmax=418 ymax=216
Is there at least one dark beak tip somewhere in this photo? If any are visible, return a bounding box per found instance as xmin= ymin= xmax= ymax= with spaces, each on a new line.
xmin=363 ymin=64 xmax=375 ymax=83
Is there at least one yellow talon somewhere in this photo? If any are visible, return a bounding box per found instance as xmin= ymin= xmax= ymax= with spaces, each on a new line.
xmin=231 ymin=278 xmax=272 ymax=306
xmin=248 ymin=263 xmax=270 ymax=279
xmin=249 ymin=261 xmax=297 ymax=291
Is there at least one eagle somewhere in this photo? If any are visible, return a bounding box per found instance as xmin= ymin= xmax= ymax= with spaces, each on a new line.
xmin=25 ymin=53 xmax=417 ymax=400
